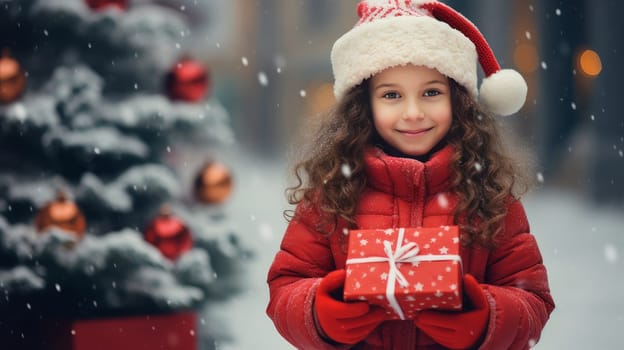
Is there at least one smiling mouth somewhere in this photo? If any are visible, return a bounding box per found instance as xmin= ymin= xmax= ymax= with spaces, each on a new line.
xmin=397 ymin=127 xmax=433 ymax=135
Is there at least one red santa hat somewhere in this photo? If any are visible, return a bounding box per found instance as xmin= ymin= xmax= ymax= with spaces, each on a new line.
xmin=331 ymin=0 xmax=527 ymax=116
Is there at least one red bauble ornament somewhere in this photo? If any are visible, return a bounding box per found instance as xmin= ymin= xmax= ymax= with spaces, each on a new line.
xmin=165 ymin=57 xmax=210 ymax=102
xmin=143 ymin=206 xmax=193 ymax=260
xmin=85 ymin=0 xmax=129 ymax=11
xmin=0 ymin=48 xmax=27 ymax=104
xmin=35 ymin=192 xmax=86 ymax=238
xmin=193 ymin=161 xmax=233 ymax=204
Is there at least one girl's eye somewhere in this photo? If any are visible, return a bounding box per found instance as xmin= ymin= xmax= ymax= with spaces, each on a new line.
xmin=424 ymin=90 xmax=441 ymax=97
xmin=382 ymin=91 xmax=400 ymax=99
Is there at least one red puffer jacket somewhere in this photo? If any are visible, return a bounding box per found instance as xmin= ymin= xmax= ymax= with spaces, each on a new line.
xmin=267 ymin=145 xmax=554 ymax=350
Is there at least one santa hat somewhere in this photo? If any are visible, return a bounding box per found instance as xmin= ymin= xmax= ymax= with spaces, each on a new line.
xmin=331 ymin=0 xmax=527 ymax=116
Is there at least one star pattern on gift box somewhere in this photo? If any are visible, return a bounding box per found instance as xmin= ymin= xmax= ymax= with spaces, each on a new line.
xmin=344 ymin=226 xmax=463 ymax=319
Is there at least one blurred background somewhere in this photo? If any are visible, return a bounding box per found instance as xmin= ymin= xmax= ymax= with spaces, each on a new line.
xmin=209 ymin=0 xmax=623 ymax=203
xmin=1 ymin=0 xmax=623 ymax=349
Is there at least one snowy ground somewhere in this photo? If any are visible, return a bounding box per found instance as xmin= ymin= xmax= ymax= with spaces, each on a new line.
xmin=209 ymin=150 xmax=624 ymax=350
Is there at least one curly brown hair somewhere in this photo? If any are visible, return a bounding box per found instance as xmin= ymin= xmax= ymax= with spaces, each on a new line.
xmin=286 ymin=78 xmax=532 ymax=248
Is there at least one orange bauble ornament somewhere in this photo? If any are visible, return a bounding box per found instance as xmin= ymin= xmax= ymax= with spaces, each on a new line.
xmin=0 ymin=49 xmax=27 ymax=104
xmin=35 ymin=192 xmax=87 ymax=238
xmin=85 ymin=0 xmax=129 ymax=11
xmin=193 ymin=161 xmax=233 ymax=204
xmin=165 ymin=57 xmax=210 ymax=102
xmin=143 ymin=205 xmax=193 ymax=260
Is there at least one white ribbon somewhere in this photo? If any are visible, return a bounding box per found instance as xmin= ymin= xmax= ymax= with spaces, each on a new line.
xmin=346 ymin=228 xmax=462 ymax=320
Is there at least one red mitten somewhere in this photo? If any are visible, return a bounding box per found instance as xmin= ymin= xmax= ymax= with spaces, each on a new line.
xmin=414 ymin=274 xmax=490 ymax=349
xmin=314 ymin=269 xmax=387 ymax=345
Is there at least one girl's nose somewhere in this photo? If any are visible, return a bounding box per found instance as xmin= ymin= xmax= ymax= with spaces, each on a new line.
xmin=403 ymin=99 xmax=424 ymax=120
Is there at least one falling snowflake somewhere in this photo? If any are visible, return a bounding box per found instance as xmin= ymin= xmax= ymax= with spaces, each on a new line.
xmin=541 ymin=61 xmax=548 ymax=70
xmin=299 ymin=89 xmax=307 ymax=97
xmin=437 ymin=194 xmax=449 ymax=209
xmin=241 ymin=57 xmax=249 ymax=66
xmin=555 ymin=8 xmax=562 ymax=16
xmin=258 ymin=72 xmax=269 ymax=86
xmin=258 ymin=222 xmax=273 ymax=241
xmin=341 ymin=163 xmax=352 ymax=178
xmin=604 ymin=244 xmax=618 ymax=264
xmin=536 ymin=172 xmax=545 ymax=184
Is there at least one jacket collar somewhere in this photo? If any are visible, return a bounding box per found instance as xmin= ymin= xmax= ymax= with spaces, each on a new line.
xmin=363 ymin=144 xmax=453 ymax=200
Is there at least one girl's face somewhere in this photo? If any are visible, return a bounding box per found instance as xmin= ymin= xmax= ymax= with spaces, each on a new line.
xmin=370 ymin=64 xmax=452 ymax=157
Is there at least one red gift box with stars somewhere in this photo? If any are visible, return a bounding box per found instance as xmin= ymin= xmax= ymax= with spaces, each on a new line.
xmin=343 ymin=226 xmax=463 ymax=320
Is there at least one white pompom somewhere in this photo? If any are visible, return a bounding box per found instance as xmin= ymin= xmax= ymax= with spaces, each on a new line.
xmin=479 ymin=69 xmax=528 ymax=116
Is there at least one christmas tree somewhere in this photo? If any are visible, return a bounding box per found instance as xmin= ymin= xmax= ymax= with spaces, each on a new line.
xmin=0 ymin=0 xmax=248 ymax=348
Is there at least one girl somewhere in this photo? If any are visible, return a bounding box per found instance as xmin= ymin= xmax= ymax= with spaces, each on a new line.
xmin=267 ymin=1 xmax=554 ymax=349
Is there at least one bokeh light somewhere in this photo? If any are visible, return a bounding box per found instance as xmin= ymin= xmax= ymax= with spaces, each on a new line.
xmin=578 ymin=49 xmax=602 ymax=77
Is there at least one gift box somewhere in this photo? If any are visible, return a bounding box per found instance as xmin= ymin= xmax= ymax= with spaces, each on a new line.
xmin=344 ymin=226 xmax=463 ymax=320
xmin=0 ymin=311 xmax=197 ymax=350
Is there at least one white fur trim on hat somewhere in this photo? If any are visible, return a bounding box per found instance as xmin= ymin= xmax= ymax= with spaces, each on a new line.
xmin=331 ymin=15 xmax=478 ymax=100
xmin=479 ymin=69 xmax=528 ymax=116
